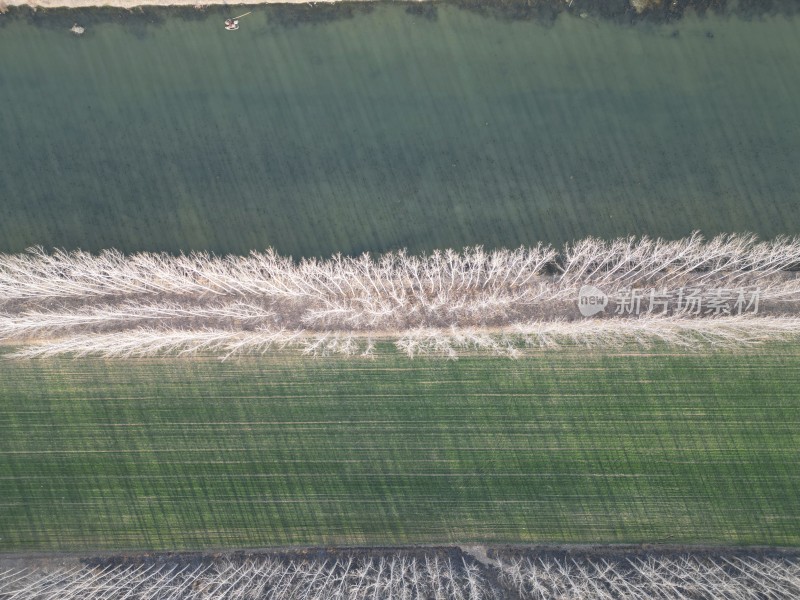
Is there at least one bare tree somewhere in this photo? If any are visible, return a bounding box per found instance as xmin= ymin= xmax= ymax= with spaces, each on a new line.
xmin=3 ymin=552 xmax=799 ymax=599
xmin=1 ymin=233 xmax=799 ymax=359
xmin=495 ymin=552 xmax=800 ymax=600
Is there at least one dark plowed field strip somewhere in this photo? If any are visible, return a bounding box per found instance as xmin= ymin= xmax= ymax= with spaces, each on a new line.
xmin=1 ymin=348 xmax=799 ymax=550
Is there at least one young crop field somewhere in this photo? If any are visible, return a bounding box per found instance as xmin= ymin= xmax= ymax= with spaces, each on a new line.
xmin=1 ymin=346 xmax=799 ymax=551
xmin=2 ymin=9 xmax=800 ymax=257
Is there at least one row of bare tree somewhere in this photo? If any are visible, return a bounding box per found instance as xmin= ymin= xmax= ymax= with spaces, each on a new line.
xmin=1 ymin=233 xmax=799 ymax=358
xmin=3 ymin=551 xmax=799 ymax=599
xmin=0 ymin=554 xmax=490 ymax=600
xmin=496 ymin=552 xmax=800 ymax=600
xmin=7 ymin=316 xmax=800 ymax=359
xmin=2 ymin=233 xmax=799 ymax=303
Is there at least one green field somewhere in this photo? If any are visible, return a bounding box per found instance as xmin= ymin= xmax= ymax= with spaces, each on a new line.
xmin=2 ymin=2 xmax=800 ymax=558
xmin=2 ymin=8 xmax=800 ymax=256
xmin=1 ymin=347 xmax=798 ymax=551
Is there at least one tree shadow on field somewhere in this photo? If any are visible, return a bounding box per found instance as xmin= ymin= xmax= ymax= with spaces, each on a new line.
xmin=4 ymin=0 xmax=795 ymax=35
xmin=405 ymin=3 xmax=438 ymax=21
xmin=734 ymin=0 xmax=800 ymax=19
xmin=444 ymin=0 xmax=562 ymax=25
xmin=3 ymin=5 xmax=170 ymax=38
xmin=265 ymin=2 xmax=375 ymax=29
xmin=444 ymin=0 xmax=798 ymax=25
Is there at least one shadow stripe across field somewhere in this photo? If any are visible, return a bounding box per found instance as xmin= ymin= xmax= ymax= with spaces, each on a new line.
xmin=0 ymin=349 xmax=798 ymax=551
xmin=0 ymin=6 xmax=799 ymax=255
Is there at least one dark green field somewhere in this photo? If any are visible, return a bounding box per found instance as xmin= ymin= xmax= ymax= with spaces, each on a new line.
xmin=1 ymin=347 xmax=798 ymax=551
xmin=2 ymin=7 xmax=800 ymax=256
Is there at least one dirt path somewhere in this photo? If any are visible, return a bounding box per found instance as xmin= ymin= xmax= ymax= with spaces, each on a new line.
xmin=459 ymin=545 xmax=502 ymax=569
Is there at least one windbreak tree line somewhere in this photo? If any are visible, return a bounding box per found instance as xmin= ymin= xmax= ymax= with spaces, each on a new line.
xmin=1 ymin=233 xmax=800 ymax=358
